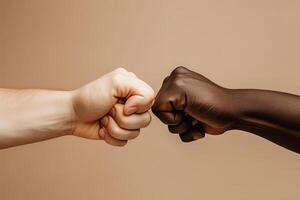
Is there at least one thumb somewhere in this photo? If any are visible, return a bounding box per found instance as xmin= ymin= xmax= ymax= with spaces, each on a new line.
xmin=112 ymin=70 xmax=155 ymax=115
xmin=124 ymin=95 xmax=154 ymax=115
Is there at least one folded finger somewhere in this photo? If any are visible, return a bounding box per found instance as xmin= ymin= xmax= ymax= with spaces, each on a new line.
xmin=110 ymin=104 xmax=151 ymax=129
xmin=168 ymin=115 xmax=193 ymax=133
xmin=114 ymin=74 xmax=154 ymax=115
xmin=152 ymin=110 xmax=185 ymax=125
xmin=179 ymin=123 xmax=205 ymax=142
xmin=103 ymin=115 xmax=140 ymax=140
xmin=101 ymin=128 xmax=128 ymax=147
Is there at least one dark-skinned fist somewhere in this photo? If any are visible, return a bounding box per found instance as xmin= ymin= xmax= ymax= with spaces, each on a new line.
xmin=152 ymin=66 xmax=238 ymax=142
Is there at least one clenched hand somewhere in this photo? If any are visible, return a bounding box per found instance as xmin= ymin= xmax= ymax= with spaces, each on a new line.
xmin=152 ymin=66 xmax=300 ymax=153
xmin=152 ymin=66 xmax=237 ymax=142
xmin=72 ymin=68 xmax=154 ymax=146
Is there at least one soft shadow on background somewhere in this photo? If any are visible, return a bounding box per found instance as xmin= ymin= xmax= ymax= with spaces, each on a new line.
xmin=1 ymin=0 xmax=300 ymax=199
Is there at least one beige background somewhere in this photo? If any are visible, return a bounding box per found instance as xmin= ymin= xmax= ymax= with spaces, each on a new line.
xmin=1 ymin=0 xmax=300 ymax=199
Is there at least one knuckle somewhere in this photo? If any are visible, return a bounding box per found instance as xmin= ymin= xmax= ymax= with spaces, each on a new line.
xmin=128 ymin=72 xmax=136 ymax=77
xmin=171 ymin=75 xmax=185 ymax=87
xmin=168 ymin=125 xmax=179 ymax=133
xmin=147 ymin=89 xmax=155 ymax=101
xmin=172 ymin=66 xmax=187 ymax=74
xmin=111 ymin=73 xmax=124 ymax=85
xmin=114 ymin=67 xmax=127 ymax=73
xmin=142 ymin=112 xmax=152 ymax=127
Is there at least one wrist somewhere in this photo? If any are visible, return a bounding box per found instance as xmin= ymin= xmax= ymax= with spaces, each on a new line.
xmin=47 ymin=90 xmax=77 ymax=136
xmin=227 ymin=89 xmax=257 ymax=131
xmin=223 ymin=89 xmax=245 ymax=131
xmin=67 ymin=90 xmax=79 ymax=136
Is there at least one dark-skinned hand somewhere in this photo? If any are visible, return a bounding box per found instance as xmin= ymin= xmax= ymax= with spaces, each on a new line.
xmin=152 ymin=66 xmax=300 ymax=153
xmin=152 ymin=66 xmax=237 ymax=142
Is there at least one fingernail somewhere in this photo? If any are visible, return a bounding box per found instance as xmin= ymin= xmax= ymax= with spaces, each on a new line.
xmin=125 ymin=106 xmax=136 ymax=115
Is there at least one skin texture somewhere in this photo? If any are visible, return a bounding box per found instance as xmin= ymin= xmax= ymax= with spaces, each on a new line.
xmin=0 ymin=68 xmax=154 ymax=149
xmin=152 ymin=66 xmax=300 ymax=153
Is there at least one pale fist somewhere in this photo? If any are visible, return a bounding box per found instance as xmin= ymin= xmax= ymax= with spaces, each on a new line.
xmin=70 ymin=68 xmax=154 ymax=146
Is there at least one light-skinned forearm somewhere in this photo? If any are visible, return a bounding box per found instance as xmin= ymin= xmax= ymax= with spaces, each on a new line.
xmin=0 ymin=89 xmax=74 ymax=149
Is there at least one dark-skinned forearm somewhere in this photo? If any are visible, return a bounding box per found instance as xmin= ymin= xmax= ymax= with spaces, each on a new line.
xmin=231 ymin=89 xmax=300 ymax=153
